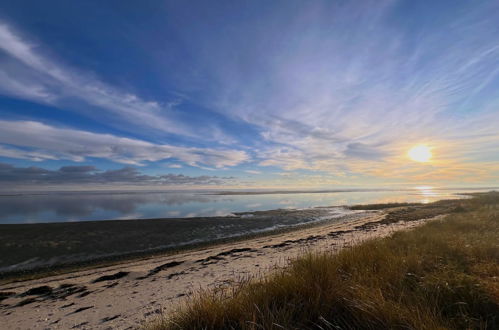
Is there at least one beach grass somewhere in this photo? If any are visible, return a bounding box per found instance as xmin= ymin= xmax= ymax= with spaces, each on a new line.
xmin=147 ymin=192 xmax=499 ymax=329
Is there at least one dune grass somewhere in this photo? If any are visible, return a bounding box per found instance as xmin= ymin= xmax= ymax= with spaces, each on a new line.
xmin=147 ymin=192 xmax=499 ymax=330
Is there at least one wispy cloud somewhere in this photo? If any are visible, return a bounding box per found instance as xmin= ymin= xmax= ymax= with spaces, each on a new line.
xmin=0 ymin=120 xmax=248 ymax=167
xmin=179 ymin=1 xmax=499 ymax=181
xmin=0 ymin=23 xmax=197 ymax=138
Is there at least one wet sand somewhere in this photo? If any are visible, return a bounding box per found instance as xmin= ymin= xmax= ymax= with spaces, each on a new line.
xmin=0 ymin=207 xmax=356 ymax=274
xmin=0 ymin=207 xmax=448 ymax=330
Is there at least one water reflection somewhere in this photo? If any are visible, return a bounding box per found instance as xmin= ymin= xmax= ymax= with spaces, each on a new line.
xmin=0 ymin=188 xmax=482 ymax=224
xmin=0 ymin=192 xmax=219 ymax=223
xmin=415 ymin=186 xmax=437 ymax=204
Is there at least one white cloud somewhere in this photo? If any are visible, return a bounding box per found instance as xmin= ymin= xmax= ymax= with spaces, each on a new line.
xmin=0 ymin=120 xmax=248 ymax=168
xmin=0 ymin=145 xmax=61 ymax=161
xmin=244 ymin=170 xmax=261 ymax=174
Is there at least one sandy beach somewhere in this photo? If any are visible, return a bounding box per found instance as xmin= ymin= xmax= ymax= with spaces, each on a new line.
xmin=0 ymin=207 xmax=446 ymax=330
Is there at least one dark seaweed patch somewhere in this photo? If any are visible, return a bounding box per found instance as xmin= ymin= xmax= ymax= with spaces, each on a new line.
xmin=92 ymin=271 xmax=129 ymax=283
xmin=67 ymin=305 xmax=94 ymax=315
xmin=21 ymin=285 xmax=52 ymax=296
xmin=139 ymin=261 xmax=184 ymax=279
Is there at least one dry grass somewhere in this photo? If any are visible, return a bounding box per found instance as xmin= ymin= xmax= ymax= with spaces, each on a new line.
xmin=349 ymin=202 xmax=421 ymax=210
xmin=147 ymin=192 xmax=499 ymax=330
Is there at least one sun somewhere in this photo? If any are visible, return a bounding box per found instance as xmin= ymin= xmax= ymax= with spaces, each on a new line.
xmin=408 ymin=145 xmax=432 ymax=163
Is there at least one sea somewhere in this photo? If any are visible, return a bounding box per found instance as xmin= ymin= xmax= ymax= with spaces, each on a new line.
xmin=0 ymin=187 xmax=493 ymax=224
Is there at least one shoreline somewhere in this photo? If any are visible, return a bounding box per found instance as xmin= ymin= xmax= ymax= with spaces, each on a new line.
xmin=0 ymin=198 xmax=466 ymax=329
xmin=0 ymin=206 xmax=363 ymax=279
xmin=0 ymin=196 xmax=467 ymax=280
xmin=0 ymin=210 xmax=363 ymax=283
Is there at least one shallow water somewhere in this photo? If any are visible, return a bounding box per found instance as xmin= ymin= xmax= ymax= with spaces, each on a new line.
xmin=0 ymin=187 xmax=489 ymax=224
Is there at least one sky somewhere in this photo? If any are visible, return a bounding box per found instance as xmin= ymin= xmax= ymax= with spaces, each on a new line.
xmin=0 ymin=0 xmax=498 ymax=190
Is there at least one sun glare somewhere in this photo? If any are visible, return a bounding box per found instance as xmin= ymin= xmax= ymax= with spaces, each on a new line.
xmin=408 ymin=145 xmax=432 ymax=163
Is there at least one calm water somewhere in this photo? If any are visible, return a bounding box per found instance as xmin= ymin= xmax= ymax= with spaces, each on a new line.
xmin=0 ymin=188 xmax=490 ymax=224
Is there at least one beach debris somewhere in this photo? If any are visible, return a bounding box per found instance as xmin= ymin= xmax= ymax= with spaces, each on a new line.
xmin=263 ymin=235 xmax=326 ymax=249
xmin=139 ymin=261 xmax=184 ymax=279
xmin=61 ymin=302 xmax=75 ymax=308
xmin=21 ymin=285 xmax=52 ymax=296
xmin=77 ymin=290 xmax=92 ymax=298
xmin=52 ymin=284 xmax=88 ymax=299
xmin=104 ymin=281 xmax=119 ymax=288
xmin=328 ymin=229 xmax=354 ymax=237
xmin=92 ymin=271 xmax=129 ymax=283
xmin=144 ymin=308 xmax=162 ymax=317
xmin=71 ymin=321 xmax=89 ymax=328
xmin=0 ymin=291 xmax=15 ymax=302
xmin=217 ymin=247 xmax=254 ymax=256
xmin=101 ymin=314 xmax=121 ymax=323
xmin=263 ymin=241 xmax=290 ymax=248
xmin=67 ymin=305 xmax=94 ymax=315
xmin=166 ymin=271 xmax=186 ymax=279
xmin=195 ymin=255 xmax=225 ymax=264
xmin=16 ymin=297 xmax=37 ymax=306
xmin=196 ymin=247 xmax=256 ymax=264
xmin=11 ymin=284 xmax=90 ymax=308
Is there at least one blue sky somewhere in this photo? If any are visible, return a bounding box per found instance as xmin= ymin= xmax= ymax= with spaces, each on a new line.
xmin=0 ymin=0 xmax=498 ymax=189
